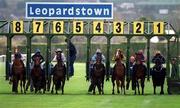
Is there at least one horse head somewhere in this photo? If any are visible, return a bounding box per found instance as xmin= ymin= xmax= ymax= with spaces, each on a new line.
xmin=96 ymin=53 xmax=102 ymax=64
xmin=14 ymin=53 xmax=20 ymax=59
xmin=13 ymin=53 xmax=23 ymax=67
xmin=155 ymin=58 xmax=162 ymax=65
xmin=53 ymin=53 xmax=65 ymax=79
xmin=34 ymin=56 xmax=41 ymax=66
xmin=115 ymin=49 xmax=124 ymax=62
xmin=135 ymin=53 xmax=143 ymax=64
xmin=56 ymin=53 xmax=63 ymax=66
xmin=154 ymin=58 xmax=163 ymax=71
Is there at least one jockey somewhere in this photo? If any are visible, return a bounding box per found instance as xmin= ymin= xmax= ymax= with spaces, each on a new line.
xmin=9 ymin=47 xmax=24 ymax=78
xmin=52 ymin=48 xmax=66 ymax=65
xmin=152 ymin=51 xmax=165 ymax=65
xmin=91 ymin=49 xmax=106 ymax=66
xmin=88 ymin=49 xmax=106 ymax=92
xmin=51 ymin=48 xmax=66 ymax=76
xmin=90 ymin=49 xmax=106 ymax=75
xmin=28 ymin=49 xmax=44 ymax=92
xmin=31 ymin=49 xmax=44 ymax=68
xmin=135 ymin=50 xmax=145 ymax=65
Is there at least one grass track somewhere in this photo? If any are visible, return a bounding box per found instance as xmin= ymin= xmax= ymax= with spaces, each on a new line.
xmin=0 ymin=62 xmax=180 ymax=108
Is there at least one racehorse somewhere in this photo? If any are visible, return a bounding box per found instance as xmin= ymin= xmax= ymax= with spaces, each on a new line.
xmin=151 ymin=58 xmax=166 ymax=94
xmin=91 ymin=54 xmax=106 ymax=95
xmin=51 ymin=53 xmax=66 ymax=94
xmin=132 ymin=54 xmax=147 ymax=95
xmin=31 ymin=56 xmax=46 ymax=93
xmin=11 ymin=54 xmax=26 ymax=93
xmin=112 ymin=49 xmax=126 ymax=94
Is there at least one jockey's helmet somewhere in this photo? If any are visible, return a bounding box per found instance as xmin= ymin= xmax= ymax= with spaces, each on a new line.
xmin=96 ymin=49 xmax=102 ymax=54
xmin=55 ymin=48 xmax=62 ymax=53
xmin=138 ymin=50 xmax=143 ymax=54
xmin=155 ymin=50 xmax=161 ymax=56
xmin=14 ymin=46 xmax=19 ymax=53
xmin=35 ymin=49 xmax=41 ymax=53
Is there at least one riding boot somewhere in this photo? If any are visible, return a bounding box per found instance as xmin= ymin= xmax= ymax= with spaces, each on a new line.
xmin=12 ymin=83 xmax=15 ymax=92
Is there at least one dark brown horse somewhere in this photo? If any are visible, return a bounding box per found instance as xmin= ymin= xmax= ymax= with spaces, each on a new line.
xmin=112 ymin=49 xmax=126 ymax=94
xmin=51 ymin=53 xmax=66 ymax=94
xmin=132 ymin=54 xmax=147 ymax=95
xmin=151 ymin=58 xmax=166 ymax=94
xmin=31 ymin=57 xmax=46 ymax=93
xmin=11 ymin=55 xmax=26 ymax=93
xmin=91 ymin=54 xmax=105 ymax=95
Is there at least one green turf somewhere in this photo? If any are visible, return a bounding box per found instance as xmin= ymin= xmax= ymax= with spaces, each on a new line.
xmin=0 ymin=62 xmax=179 ymax=108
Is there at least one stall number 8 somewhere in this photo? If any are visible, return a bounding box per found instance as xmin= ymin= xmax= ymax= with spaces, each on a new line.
xmin=13 ymin=21 xmax=23 ymax=33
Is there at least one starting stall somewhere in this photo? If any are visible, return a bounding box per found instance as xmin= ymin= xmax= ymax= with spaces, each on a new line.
xmin=0 ymin=2 xmax=179 ymax=94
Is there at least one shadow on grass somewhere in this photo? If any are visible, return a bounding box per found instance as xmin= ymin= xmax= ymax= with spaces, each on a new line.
xmin=0 ymin=92 xmax=171 ymax=96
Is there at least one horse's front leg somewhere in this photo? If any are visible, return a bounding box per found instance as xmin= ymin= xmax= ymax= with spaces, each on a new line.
xmin=112 ymin=76 xmax=115 ymax=94
xmin=97 ymin=84 xmax=101 ymax=95
xmin=116 ymin=79 xmax=120 ymax=94
xmin=15 ymin=78 xmax=19 ymax=93
xmin=25 ymin=78 xmax=30 ymax=91
xmin=61 ymin=79 xmax=65 ymax=95
xmin=101 ymin=78 xmax=104 ymax=94
xmin=112 ymin=80 xmax=115 ymax=94
xmin=122 ymin=80 xmax=126 ymax=95
xmin=47 ymin=77 xmax=51 ymax=92
xmin=20 ymin=80 xmax=23 ymax=93
xmin=55 ymin=84 xmax=58 ymax=94
xmin=102 ymin=83 xmax=104 ymax=94
xmin=35 ymin=88 xmax=38 ymax=94
xmin=141 ymin=79 xmax=145 ymax=95
xmin=42 ymin=79 xmax=46 ymax=94
xmin=37 ymin=78 xmax=42 ymax=93
xmin=134 ymin=81 xmax=137 ymax=95
xmin=93 ymin=85 xmax=96 ymax=95
xmin=12 ymin=77 xmax=16 ymax=93
xmin=153 ymin=85 xmax=156 ymax=94
xmin=120 ymin=82 xmax=123 ymax=95
xmin=137 ymin=81 xmax=140 ymax=95
xmin=19 ymin=75 xmax=24 ymax=93
xmin=92 ymin=80 xmax=96 ymax=95
xmin=23 ymin=79 xmax=26 ymax=94
xmin=97 ymin=79 xmax=101 ymax=95
xmin=160 ymin=84 xmax=164 ymax=95
xmin=34 ymin=81 xmax=38 ymax=94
